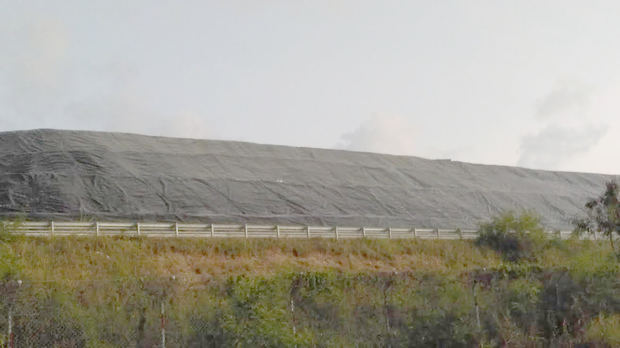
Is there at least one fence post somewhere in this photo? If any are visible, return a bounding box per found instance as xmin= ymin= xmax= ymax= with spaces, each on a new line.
xmin=435 ymin=228 xmax=440 ymax=239
xmin=335 ymin=226 xmax=339 ymax=240
xmin=244 ymin=224 xmax=248 ymax=239
xmin=210 ymin=224 xmax=214 ymax=238
xmin=136 ymin=222 xmax=141 ymax=236
xmin=473 ymin=280 xmax=481 ymax=331
xmin=413 ymin=228 xmax=417 ymax=239
xmin=290 ymin=297 xmax=296 ymax=336
xmin=50 ymin=221 xmax=55 ymax=238
xmin=8 ymin=307 xmax=13 ymax=348
xmin=276 ymin=225 xmax=280 ymax=239
xmin=160 ymin=302 xmax=166 ymax=348
xmin=388 ymin=227 xmax=392 ymax=239
xmin=362 ymin=227 xmax=366 ymax=238
xmin=95 ymin=221 xmax=100 ymax=237
xmin=306 ymin=226 xmax=310 ymax=239
xmin=175 ymin=223 xmax=179 ymax=237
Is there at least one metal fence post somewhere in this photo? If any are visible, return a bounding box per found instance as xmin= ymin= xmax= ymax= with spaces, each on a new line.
xmin=8 ymin=307 xmax=13 ymax=348
xmin=244 ymin=224 xmax=248 ymax=239
xmin=50 ymin=221 xmax=55 ymax=237
xmin=290 ymin=296 xmax=296 ymax=337
xmin=388 ymin=227 xmax=392 ymax=239
xmin=435 ymin=228 xmax=440 ymax=239
xmin=335 ymin=226 xmax=339 ymax=240
xmin=136 ymin=222 xmax=141 ymax=236
xmin=362 ymin=227 xmax=366 ymax=238
xmin=306 ymin=226 xmax=310 ymax=239
xmin=160 ymin=302 xmax=166 ymax=348
xmin=276 ymin=225 xmax=280 ymax=239
xmin=413 ymin=228 xmax=417 ymax=239
xmin=95 ymin=221 xmax=100 ymax=237
xmin=210 ymin=224 xmax=214 ymax=238
xmin=175 ymin=223 xmax=179 ymax=237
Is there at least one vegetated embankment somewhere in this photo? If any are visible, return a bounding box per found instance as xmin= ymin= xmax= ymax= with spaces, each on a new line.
xmin=0 ymin=234 xmax=618 ymax=347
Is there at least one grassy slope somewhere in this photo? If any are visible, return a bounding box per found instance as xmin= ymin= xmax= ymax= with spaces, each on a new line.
xmin=10 ymin=237 xmax=502 ymax=281
xmin=0 ymin=236 xmax=618 ymax=347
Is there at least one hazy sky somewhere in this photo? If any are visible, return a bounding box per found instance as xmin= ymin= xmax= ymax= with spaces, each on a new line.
xmin=2 ymin=1 xmax=620 ymax=174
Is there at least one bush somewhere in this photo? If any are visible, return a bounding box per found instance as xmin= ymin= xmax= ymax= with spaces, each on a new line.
xmin=585 ymin=314 xmax=620 ymax=346
xmin=476 ymin=212 xmax=546 ymax=262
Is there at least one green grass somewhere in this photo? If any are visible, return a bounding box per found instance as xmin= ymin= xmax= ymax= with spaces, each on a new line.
xmin=0 ymin=234 xmax=617 ymax=347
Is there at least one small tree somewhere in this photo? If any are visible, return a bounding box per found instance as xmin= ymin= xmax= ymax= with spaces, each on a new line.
xmin=573 ymin=181 xmax=620 ymax=253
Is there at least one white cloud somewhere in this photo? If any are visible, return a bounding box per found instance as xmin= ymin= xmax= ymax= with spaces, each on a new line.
xmin=535 ymin=79 xmax=592 ymax=119
xmin=159 ymin=112 xmax=212 ymax=140
xmin=518 ymin=125 xmax=606 ymax=170
xmin=0 ymin=12 xmax=214 ymax=140
xmin=517 ymin=78 xmax=613 ymax=171
xmin=1 ymin=17 xmax=71 ymax=124
xmin=65 ymin=95 xmax=213 ymax=139
xmin=337 ymin=114 xmax=417 ymax=156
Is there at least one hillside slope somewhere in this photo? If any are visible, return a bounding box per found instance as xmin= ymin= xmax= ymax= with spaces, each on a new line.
xmin=0 ymin=129 xmax=616 ymax=229
xmin=0 ymin=237 xmax=617 ymax=346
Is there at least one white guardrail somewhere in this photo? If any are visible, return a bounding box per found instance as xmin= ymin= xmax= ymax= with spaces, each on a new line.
xmin=1 ymin=221 xmax=577 ymax=240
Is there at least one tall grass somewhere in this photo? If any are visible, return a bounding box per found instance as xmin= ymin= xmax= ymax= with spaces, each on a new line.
xmin=0 ymin=228 xmax=617 ymax=346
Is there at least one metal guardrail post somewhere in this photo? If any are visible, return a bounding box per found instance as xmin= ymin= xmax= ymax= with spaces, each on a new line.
xmin=306 ymin=226 xmax=310 ymax=239
xmin=210 ymin=224 xmax=214 ymax=238
xmin=435 ymin=228 xmax=440 ymax=239
xmin=413 ymin=228 xmax=417 ymax=238
xmin=175 ymin=223 xmax=179 ymax=237
xmin=388 ymin=227 xmax=392 ymax=239
xmin=276 ymin=225 xmax=280 ymax=239
xmin=362 ymin=227 xmax=366 ymax=238
xmin=95 ymin=222 xmax=100 ymax=236
xmin=50 ymin=221 xmax=55 ymax=237
xmin=136 ymin=222 xmax=141 ymax=236
xmin=244 ymin=224 xmax=248 ymax=238
xmin=335 ymin=226 xmax=339 ymax=240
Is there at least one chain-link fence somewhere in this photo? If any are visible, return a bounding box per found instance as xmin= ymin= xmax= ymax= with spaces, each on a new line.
xmin=0 ymin=269 xmax=617 ymax=347
xmin=0 ymin=278 xmax=179 ymax=348
xmin=0 ymin=274 xmax=457 ymax=347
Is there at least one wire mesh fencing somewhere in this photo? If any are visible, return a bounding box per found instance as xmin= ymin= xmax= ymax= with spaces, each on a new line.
xmin=0 ymin=268 xmax=616 ymax=347
xmin=0 ymin=274 xmax=431 ymax=348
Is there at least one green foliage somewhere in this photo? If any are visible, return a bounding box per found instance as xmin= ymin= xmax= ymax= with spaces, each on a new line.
xmin=476 ymin=211 xmax=547 ymax=262
xmin=0 ymin=218 xmax=24 ymax=243
xmin=574 ymin=181 xmax=620 ymax=254
xmin=0 ymin=234 xmax=616 ymax=346
xmin=585 ymin=314 xmax=620 ymax=346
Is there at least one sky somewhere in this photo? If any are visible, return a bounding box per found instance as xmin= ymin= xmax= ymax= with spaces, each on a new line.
xmin=1 ymin=1 xmax=620 ymax=174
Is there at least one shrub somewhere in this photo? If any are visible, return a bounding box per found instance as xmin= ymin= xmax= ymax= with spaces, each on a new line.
xmin=584 ymin=314 xmax=620 ymax=346
xmin=476 ymin=212 xmax=546 ymax=262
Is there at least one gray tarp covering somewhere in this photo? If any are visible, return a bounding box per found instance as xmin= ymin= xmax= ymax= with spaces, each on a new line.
xmin=0 ymin=129 xmax=617 ymax=230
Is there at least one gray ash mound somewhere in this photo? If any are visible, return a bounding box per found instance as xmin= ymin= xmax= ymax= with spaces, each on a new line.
xmin=0 ymin=129 xmax=616 ymax=229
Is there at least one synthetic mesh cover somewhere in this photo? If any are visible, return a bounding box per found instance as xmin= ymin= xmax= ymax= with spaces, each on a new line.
xmin=0 ymin=129 xmax=616 ymax=229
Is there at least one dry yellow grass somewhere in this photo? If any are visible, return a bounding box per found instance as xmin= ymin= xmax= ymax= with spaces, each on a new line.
xmin=8 ymin=237 xmax=502 ymax=283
